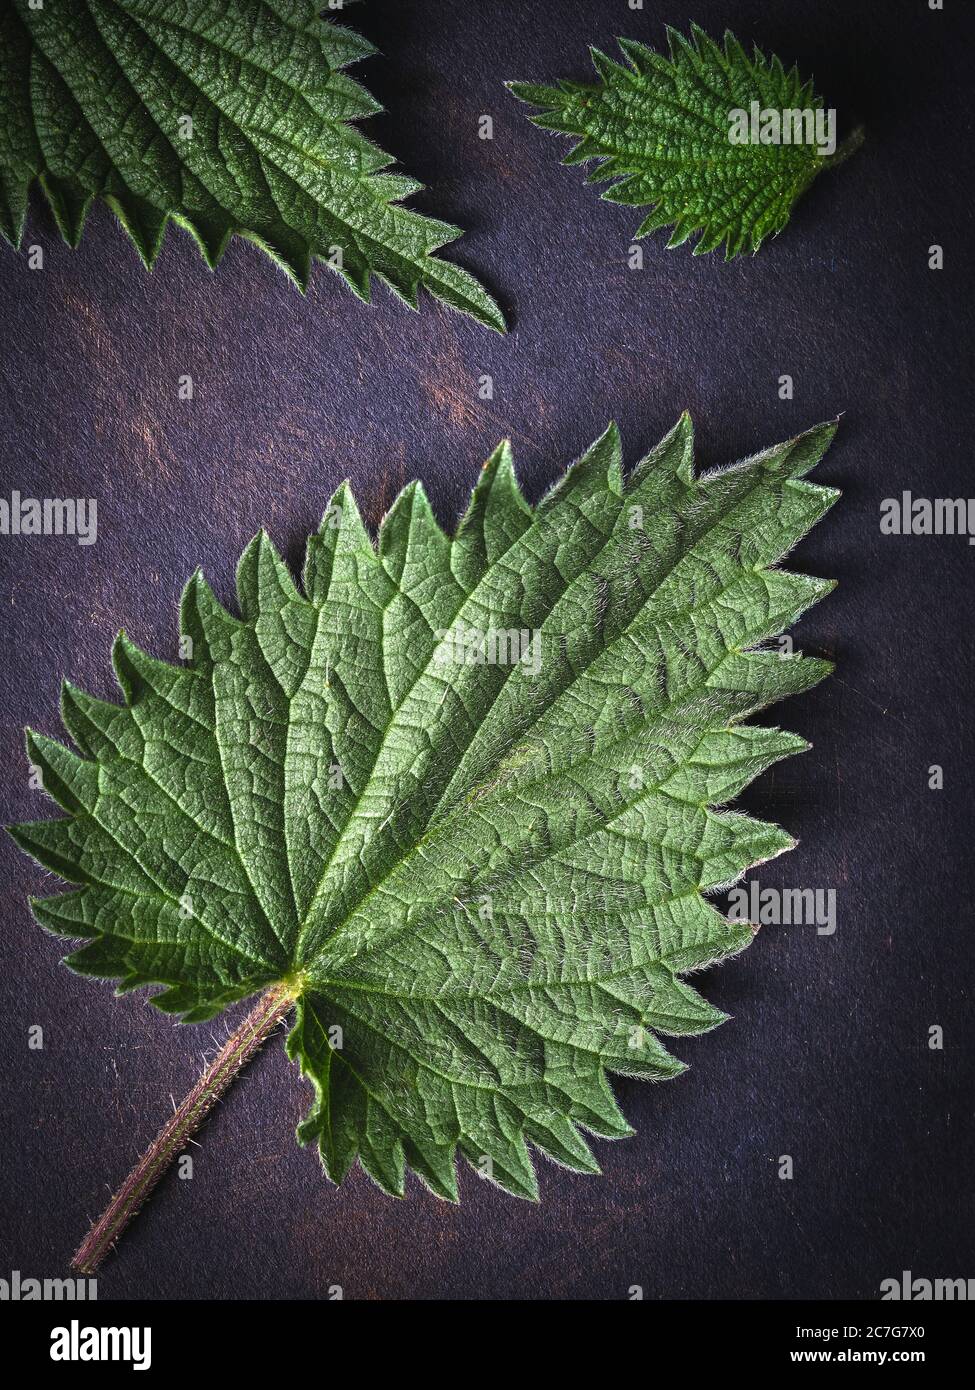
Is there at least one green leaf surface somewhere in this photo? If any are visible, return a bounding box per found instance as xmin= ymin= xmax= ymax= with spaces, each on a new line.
xmin=0 ymin=0 xmax=504 ymax=329
xmin=12 ymin=418 xmax=839 ymax=1199
xmin=508 ymin=25 xmax=863 ymax=259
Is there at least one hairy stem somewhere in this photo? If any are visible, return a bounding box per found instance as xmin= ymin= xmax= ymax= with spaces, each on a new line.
xmin=71 ymin=984 xmax=296 ymax=1276
xmin=821 ymin=124 xmax=866 ymax=170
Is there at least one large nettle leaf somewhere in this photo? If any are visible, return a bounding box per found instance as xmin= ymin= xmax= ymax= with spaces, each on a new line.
xmin=12 ymin=418 xmax=838 ymax=1204
xmin=0 ymin=0 xmax=503 ymax=329
xmin=508 ymin=25 xmax=863 ymax=259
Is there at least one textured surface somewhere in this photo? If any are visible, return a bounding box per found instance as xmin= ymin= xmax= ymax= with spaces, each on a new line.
xmin=509 ymin=27 xmax=862 ymax=259
xmin=0 ymin=0 xmax=503 ymax=327
xmin=11 ymin=418 xmax=836 ymax=1201
xmin=0 ymin=0 xmax=972 ymax=1300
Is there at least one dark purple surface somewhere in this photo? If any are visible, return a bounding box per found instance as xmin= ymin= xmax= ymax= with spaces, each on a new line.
xmin=1 ymin=0 xmax=973 ymax=1301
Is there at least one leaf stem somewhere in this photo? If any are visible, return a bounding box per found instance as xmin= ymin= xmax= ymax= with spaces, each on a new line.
xmin=71 ymin=984 xmax=296 ymax=1276
xmin=821 ymin=124 xmax=866 ymax=170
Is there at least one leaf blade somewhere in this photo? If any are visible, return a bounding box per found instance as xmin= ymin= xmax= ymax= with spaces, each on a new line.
xmin=1 ymin=0 xmax=503 ymax=327
xmin=507 ymin=28 xmax=861 ymax=258
xmin=11 ymin=418 xmax=840 ymax=1199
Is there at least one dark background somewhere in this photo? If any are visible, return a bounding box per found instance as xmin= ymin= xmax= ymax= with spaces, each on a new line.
xmin=1 ymin=0 xmax=972 ymax=1301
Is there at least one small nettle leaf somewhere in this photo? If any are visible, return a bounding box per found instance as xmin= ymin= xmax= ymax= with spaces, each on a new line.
xmin=508 ymin=25 xmax=864 ymax=260
xmin=12 ymin=418 xmax=839 ymax=1204
xmin=0 ymin=0 xmax=504 ymax=330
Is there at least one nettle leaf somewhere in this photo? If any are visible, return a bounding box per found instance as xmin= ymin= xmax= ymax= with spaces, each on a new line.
xmin=12 ymin=418 xmax=839 ymax=1202
xmin=0 ymin=0 xmax=504 ymax=329
xmin=508 ymin=25 xmax=864 ymax=259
